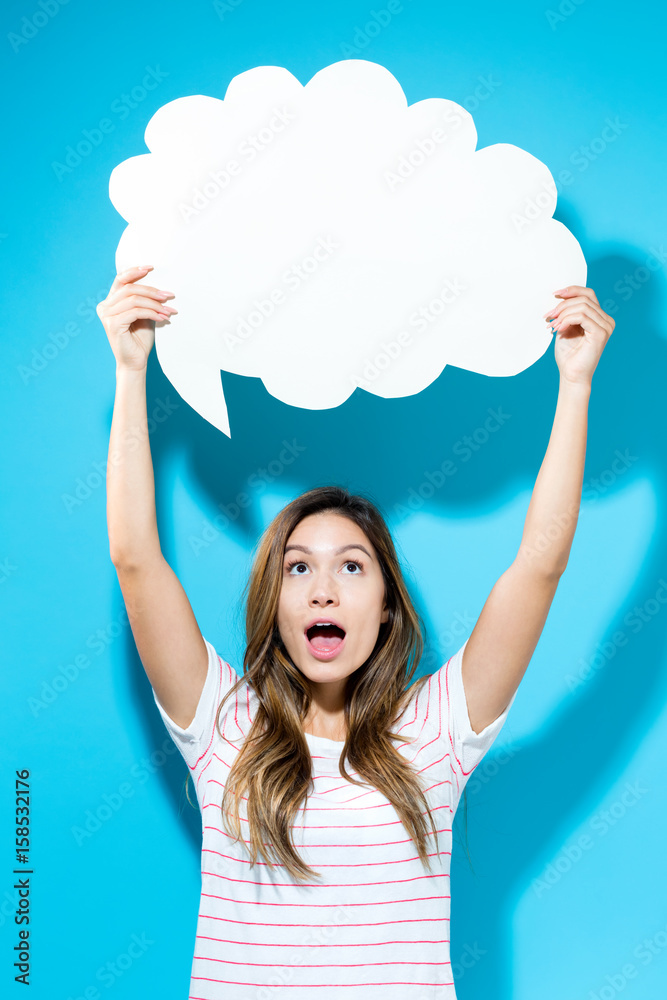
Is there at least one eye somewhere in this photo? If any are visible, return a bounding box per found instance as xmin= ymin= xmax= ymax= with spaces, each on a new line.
xmin=342 ymin=559 xmax=364 ymax=574
xmin=285 ymin=559 xmax=308 ymax=574
xmin=284 ymin=558 xmax=364 ymax=575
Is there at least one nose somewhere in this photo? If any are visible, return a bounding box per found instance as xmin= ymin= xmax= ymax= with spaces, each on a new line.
xmin=308 ymin=575 xmax=339 ymax=608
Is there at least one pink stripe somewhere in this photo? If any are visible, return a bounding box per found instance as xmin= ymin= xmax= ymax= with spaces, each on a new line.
xmin=195 ymin=935 xmax=448 ymax=947
xmin=392 ymin=685 xmax=430 ymax=748
xmin=201 ymin=846 xmax=450 ymax=868
xmin=199 ymin=728 xmax=451 ymax=778
xmin=202 ymin=810 xmax=452 ymax=840
xmin=195 ymin=753 xmax=216 ymax=794
xmin=200 ymin=893 xmax=450 ymax=912
xmin=283 ymin=776 xmax=452 ymax=809
xmin=444 ymin=655 xmax=473 ymax=777
xmin=394 ymin=685 xmax=420 ymax=734
xmin=193 ymin=955 xmax=452 ymax=968
xmin=187 ymin=654 xmax=225 ymax=772
xmin=435 ymin=660 xmax=461 ymax=793
xmin=202 ymin=809 xmax=452 ymax=840
xmin=189 ymin=981 xmax=453 ymax=992
xmin=291 ymin=790 xmax=453 ymax=811
xmin=201 ymin=869 xmax=448 ymax=888
xmin=246 ymin=673 xmax=252 ymax=724
xmin=202 ymin=800 xmax=452 ymax=817
xmin=232 ymin=669 xmax=243 ymax=737
xmin=197 ymin=802 xmax=452 ymax=847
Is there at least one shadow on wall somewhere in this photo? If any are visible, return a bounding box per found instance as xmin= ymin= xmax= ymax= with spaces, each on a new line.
xmin=122 ymin=202 xmax=666 ymax=998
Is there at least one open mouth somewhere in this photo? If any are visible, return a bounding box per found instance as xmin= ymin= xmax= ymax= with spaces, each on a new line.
xmin=304 ymin=623 xmax=346 ymax=659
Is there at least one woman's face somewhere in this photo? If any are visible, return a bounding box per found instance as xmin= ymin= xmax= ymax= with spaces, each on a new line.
xmin=277 ymin=511 xmax=389 ymax=690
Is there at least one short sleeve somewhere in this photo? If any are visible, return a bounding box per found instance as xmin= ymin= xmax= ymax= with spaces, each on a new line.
xmin=151 ymin=635 xmax=237 ymax=771
xmin=444 ymin=637 xmax=518 ymax=780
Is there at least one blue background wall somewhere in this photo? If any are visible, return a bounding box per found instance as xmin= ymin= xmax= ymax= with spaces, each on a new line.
xmin=2 ymin=0 xmax=666 ymax=996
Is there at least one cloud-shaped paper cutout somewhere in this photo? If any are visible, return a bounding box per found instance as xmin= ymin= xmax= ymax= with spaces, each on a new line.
xmin=110 ymin=59 xmax=586 ymax=436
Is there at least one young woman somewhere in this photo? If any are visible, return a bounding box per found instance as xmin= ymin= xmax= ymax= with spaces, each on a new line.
xmin=97 ymin=266 xmax=614 ymax=999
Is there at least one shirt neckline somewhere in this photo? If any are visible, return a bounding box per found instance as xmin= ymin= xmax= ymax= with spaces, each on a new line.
xmin=303 ymin=730 xmax=345 ymax=754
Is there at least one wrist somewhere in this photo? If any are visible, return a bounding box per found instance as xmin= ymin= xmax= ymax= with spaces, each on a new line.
xmin=115 ymin=363 xmax=147 ymax=382
xmin=558 ymin=374 xmax=592 ymax=399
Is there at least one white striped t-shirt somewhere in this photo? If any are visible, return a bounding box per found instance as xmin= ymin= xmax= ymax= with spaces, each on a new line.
xmin=152 ymin=635 xmax=517 ymax=1000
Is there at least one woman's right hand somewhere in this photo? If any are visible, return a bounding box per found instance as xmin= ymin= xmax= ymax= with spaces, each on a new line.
xmin=96 ymin=265 xmax=177 ymax=371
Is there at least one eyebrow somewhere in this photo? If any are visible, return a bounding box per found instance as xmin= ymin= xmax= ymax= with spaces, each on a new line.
xmin=284 ymin=543 xmax=373 ymax=560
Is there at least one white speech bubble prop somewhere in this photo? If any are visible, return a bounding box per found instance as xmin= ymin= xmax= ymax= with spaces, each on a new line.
xmin=109 ymin=59 xmax=586 ymax=437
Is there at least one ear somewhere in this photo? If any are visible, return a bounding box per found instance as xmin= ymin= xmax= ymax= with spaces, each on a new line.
xmin=381 ymin=603 xmax=390 ymax=624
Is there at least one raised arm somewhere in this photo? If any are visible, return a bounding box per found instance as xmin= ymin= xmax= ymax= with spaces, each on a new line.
xmin=462 ymin=285 xmax=615 ymax=733
xmin=97 ymin=265 xmax=208 ymax=730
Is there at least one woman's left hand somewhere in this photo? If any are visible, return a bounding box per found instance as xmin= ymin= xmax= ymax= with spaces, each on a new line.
xmin=544 ymin=285 xmax=615 ymax=386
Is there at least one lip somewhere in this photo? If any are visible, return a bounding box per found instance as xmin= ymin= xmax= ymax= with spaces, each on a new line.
xmin=304 ymin=615 xmax=346 ymax=633
xmin=303 ymin=617 xmax=347 ymax=662
xmin=304 ymin=630 xmax=347 ymax=661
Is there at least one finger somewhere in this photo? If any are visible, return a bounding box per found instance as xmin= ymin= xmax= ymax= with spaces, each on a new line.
xmin=552 ymin=302 xmax=604 ymax=326
xmin=110 ymin=282 xmax=174 ymax=301
xmin=553 ymin=299 xmax=609 ymax=326
xmin=105 ymin=289 xmax=176 ymax=313
xmin=105 ymin=293 xmax=177 ymax=315
xmin=552 ymin=305 xmax=612 ymax=337
xmin=113 ymin=306 xmax=170 ymax=325
xmin=108 ymin=265 xmax=154 ymax=297
xmin=553 ymin=285 xmax=599 ymax=305
xmin=544 ymin=294 xmax=590 ymax=319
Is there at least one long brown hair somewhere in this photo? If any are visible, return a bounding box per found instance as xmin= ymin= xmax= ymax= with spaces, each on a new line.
xmin=188 ymin=485 xmax=462 ymax=882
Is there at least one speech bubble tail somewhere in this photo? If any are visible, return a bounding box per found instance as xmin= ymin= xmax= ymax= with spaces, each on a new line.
xmin=155 ymin=334 xmax=231 ymax=437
